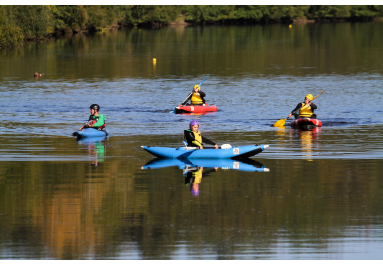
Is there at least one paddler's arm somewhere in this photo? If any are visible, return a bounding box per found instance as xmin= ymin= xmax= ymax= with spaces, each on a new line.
xmin=79 ymin=115 xmax=93 ymax=130
xmin=79 ymin=123 xmax=90 ymax=130
xmin=179 ymin=93 xmax=193 ymax=107
xmin=91 ymin=115 xmax=105 ymax=128
xmin=199 ymin=91 xmax=206 ymax=97
xmin=185 ymin=131 xmax=203 ymax=148
xmin=288 ymin=103 xmax=304 ymax=118
xmin=201 ymin=136 xmax=218 ymax=149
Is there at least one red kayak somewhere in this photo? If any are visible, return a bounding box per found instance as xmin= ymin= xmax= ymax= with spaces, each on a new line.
xmin=175 ymin=104 xmax=217 ymax=114
xmin=290 ymin=117 xmax=322 ymax=127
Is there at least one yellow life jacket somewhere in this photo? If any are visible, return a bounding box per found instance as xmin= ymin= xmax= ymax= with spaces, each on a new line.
xmin=191 ymin=92 xmax=203 ymax=104
xmin=299 ymin=103 xmax=313 ymax=117
xmin=193 ymin=170 xmax=202 ymax=183
xmin=185 ymin=130 xmax=202 ymax=146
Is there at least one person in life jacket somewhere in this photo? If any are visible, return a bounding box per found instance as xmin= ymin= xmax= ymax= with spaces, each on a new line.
xmin=288 ymin=94 xmax=317 ymax=119
xmin=79 ymin=104 xmax=106 ymax=131
xmin=184 ymin=120 xmax=218 ymax=149
xmin=178 ymin=84 xmax=206 ymax=107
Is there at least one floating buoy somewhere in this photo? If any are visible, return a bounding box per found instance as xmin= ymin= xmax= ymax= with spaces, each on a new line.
xmin=289 ymin=24 xmax=292 ymax=28
xmin=153 ymin=58 xmax=156 ymax=65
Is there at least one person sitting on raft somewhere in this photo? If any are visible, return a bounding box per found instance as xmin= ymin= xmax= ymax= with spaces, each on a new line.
xmin=178 ymin=84 xmax=206 ymax=107
xmin=288 ymin=94 xmax=317 ymax=119
xmin=184 ymin=120 xmax=218 ymax=149
xmin=79 ymin=104 xmax=106 ymax=131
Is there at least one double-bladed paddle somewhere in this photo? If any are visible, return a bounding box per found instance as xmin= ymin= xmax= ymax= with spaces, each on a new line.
xmin=273 ymin=90 xmax=324 ymax=127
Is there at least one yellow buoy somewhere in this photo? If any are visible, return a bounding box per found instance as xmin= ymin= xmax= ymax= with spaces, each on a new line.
xmin=153 ymin=58 xmax=156 ymax=65
xmin=289 ymin=24 xmax=292 ymax=28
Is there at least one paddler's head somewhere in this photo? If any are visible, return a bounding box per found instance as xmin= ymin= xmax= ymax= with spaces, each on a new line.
xmin=191 ymin=183 xmax=200 ymax=196
xmin=89 ymin=104 xmax=100 ymax=115
xmin=190 ymin=120 xmax=199 ymax=132
xmin=193 ymin=84 xmax=200 ymax=93
xmin=305 ymin=94 xmax=313 ymax=104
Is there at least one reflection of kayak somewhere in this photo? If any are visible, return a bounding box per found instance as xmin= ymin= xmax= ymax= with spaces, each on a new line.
xmin=175 ymin=104 xmax=217 ymax=114
xmin=141 ymin=144 xmax=268 ymax=159
xmin=77 ymin=136 xmax=107 ymax=144
xmin=290 ymin=118 xmax=322 ymax=128
xmin=141 ymin=158 xmax=269 ymax=172
xmin=73 ymin=128 xmax=109 ymax=139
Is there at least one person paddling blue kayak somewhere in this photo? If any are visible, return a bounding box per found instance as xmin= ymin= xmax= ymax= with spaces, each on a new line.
xmin=184 ymin=120 xmax=218 ymax=149
xmin=79 ymin=104 xmax=106 ymax=131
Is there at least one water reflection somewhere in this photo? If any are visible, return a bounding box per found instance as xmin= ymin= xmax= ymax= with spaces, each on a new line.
xmin=142 ymin=158 xmax=269 ymax=197
xmin=142 ymin=158 xmax=269 ymax=172
xmin=77 ymin=137 xmax=107 ymax=166
xmin=290 ymin=127 xmax=321 ymax=160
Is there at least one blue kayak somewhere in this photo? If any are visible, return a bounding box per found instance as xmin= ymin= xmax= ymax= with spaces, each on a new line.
xmin=141 ymin=158 xmax=269 ymax=172
xmin=74 ymin=128 xmax=109 ymax=139
xmin=141 ymin=144 xmax=268 ymax=159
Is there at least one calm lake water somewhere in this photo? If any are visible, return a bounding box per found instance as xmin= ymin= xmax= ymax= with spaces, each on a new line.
xmin=1 ymin=22 xmax=383 ymax=259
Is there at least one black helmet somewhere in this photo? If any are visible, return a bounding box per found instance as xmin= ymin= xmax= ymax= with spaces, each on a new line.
xmin=90 ymin=104 xmax=100 ymax=111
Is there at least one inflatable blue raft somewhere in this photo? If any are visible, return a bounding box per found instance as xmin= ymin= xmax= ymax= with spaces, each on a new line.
xmin=141 ymin=144 xmax=268 ymax=159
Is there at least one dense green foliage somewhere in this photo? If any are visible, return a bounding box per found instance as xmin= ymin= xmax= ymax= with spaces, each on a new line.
xmin=1 ymin=5 xmax=382 ymax=48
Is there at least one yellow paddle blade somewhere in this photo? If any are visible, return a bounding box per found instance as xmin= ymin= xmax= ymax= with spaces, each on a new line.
xmin=273 ymin=118 xmax=287 ymax=127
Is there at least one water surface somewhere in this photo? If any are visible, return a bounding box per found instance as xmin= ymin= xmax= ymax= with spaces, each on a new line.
xmin=1 ymin=22 xmax=383 ymax=259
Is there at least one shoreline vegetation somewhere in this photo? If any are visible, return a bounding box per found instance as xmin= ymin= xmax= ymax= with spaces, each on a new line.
xmin=1 ymin=5 xmax=383 ymax=48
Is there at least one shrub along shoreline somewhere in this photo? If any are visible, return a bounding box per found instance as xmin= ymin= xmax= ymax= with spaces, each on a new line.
xmin=1 ymin=5 xmax=382 ymax=48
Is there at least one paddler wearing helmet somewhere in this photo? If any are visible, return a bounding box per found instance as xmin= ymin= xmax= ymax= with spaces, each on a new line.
xmin=288 ymin=94 xmax=318 ymax=119
xmin=178 ymin=84 xmax=207 ymax=107
xmin=79 ymin=104 xmax=106 ymax=131
xmin=184 ymin=120 xmax=218 ymax=149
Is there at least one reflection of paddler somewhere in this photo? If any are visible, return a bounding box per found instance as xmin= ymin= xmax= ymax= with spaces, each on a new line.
xmin=296 ymin=127 xmax=321 ymax=160
xmin=300 ymin=130 xmax=313 ymax=156
xmin=184 ymin=166 xmax=217 ymax=196
xmin=88 ymin=140 xmax=106 ymax=166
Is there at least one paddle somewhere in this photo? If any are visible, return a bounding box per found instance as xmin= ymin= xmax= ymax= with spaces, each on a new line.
xmin=170 ymin=74 xmax=210 ymax=113
xmin=273 ymin=90 xmax=325 ymax=127
xmin=198 ymin=74 xmax=209 ymax=86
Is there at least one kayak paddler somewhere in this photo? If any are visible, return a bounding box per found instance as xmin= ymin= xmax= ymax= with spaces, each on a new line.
xmin=288 ymin=94 xmax=318 ymax=119
xmin=178 ymin=84 xmax=206 ymax=107
xmin=184 ymin=120 xmax=218 ymax=149
xmin=79 ymin=104 xmax=106 ymax=131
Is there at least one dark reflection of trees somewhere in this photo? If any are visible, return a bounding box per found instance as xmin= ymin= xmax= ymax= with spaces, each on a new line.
xmin=1 ymin=22 xmax=383 ymax=79
xmin=0 ymin=134 xmax=383 ymax=258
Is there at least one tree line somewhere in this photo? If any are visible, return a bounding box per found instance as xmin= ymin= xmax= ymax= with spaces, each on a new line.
xmin=1 ymin=5 xmax=382 ymax=48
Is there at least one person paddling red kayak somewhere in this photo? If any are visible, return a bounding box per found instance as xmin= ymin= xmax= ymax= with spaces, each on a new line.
xmin=288 ymin=93 xmax=318 ymax=119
